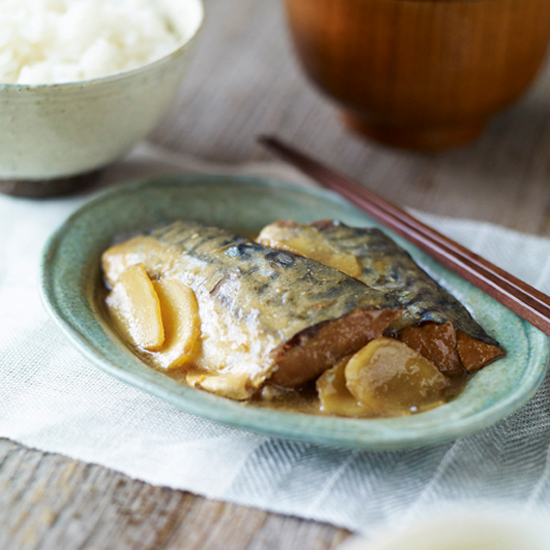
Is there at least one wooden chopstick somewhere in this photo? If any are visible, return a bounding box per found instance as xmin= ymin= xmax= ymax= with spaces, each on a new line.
xmin=258 ymin=135 xmax=550 ymax=337
xmin=259 ymin=137 xmax=550 ymax=313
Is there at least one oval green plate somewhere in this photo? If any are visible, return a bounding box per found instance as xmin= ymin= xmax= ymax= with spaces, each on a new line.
xmin=40 ymin=175 xmax=549 ymax=450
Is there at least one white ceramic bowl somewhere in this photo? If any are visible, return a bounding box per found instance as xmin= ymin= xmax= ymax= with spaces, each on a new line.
xmin=0 ymin=0 xmax=203 ymax=196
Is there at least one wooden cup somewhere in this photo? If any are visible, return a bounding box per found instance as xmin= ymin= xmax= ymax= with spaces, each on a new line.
xmin=283 ymin=0 xmax=550 ymax=150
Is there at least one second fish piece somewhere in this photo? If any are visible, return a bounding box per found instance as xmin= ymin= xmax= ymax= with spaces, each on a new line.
xmin=258 ymin=220 xmax=505 ymax=376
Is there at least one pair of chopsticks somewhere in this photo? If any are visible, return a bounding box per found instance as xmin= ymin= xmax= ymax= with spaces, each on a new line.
xmin=258 ymin=135 xmax=550 ymax=337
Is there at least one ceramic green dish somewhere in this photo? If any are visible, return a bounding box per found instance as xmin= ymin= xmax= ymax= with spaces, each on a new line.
xmin=40 ymin=175 xmax=549 ymax=450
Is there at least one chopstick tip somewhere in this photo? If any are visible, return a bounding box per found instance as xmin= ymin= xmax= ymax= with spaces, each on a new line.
xmin=257 ymin=134 xmax=281 ymax=149
xmin=257 ymin=134 xmax=272 ymax=145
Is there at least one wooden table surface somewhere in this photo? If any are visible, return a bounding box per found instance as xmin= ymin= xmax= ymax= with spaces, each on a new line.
xmin=4 ymin=0 xmax=550 ymax=548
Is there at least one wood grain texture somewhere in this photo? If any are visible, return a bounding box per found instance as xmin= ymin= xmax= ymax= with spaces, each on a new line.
xmin=0 ymin=439 xmax=349 ymax=550
xmin=5 ymin=0 xmax=550 ymax=547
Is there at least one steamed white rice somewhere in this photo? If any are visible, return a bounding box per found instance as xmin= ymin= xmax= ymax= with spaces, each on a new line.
xmin=0 ymin=0 xmax=184 ymax=84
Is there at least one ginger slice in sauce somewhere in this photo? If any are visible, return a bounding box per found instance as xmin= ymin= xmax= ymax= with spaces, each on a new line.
xmin=102 ymin=236 xmax=150 ymax=288
xmin=186 ymin=371 xmax=254 ymax=401
xmin=105 ymin=263 xmax=165 ymax=351
xmin=148 ymin=278 xmax=201 ymax=370
xmin=317 ymin=358 xmax=367 ymax=417
xmin=257 ymin=222 xmax=363 ymax=278
xmin=344 ymin=338 xmax=450 ymax=416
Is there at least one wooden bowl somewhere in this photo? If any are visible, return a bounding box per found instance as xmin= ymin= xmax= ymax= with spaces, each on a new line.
xmin=283 ymin=0 xmax=550 ymax=150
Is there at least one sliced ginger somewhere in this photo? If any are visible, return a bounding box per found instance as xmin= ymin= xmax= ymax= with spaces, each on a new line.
xmin=101 ymin=236 xmax=147 ymax=288
xmin=106 ymin=265 xmax=200 ymax=369
xmin=318 ymin=338 xmax=452 ymax=418
xmin=344 ymin=337 xmax=450 ymax=416
xmin=317 ymin=358 xmax=367 ymax=417
xmin=106 ymin=263 xmax=165 ymax=351
xmin=149 ymin=278 xmax=201 ymax=370
xmin=186 ymin=371 xmax=252 ymax=401
xmin=257 ymin=224 xmax=362 ymax=278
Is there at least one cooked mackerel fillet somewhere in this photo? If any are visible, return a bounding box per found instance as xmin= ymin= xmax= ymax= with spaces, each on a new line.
xmin=102 ymin=221 xmax=402 ymax=399
xmin=257 ymin=220 xmax=505 ymax=376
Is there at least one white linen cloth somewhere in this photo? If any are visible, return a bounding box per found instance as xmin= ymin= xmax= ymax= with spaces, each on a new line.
xmin=1 ymin=143 xmax=550 ymax=537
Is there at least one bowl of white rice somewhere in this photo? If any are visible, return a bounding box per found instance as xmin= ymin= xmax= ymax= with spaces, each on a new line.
xmin=0 ymin=0 xmax=204 ymax=197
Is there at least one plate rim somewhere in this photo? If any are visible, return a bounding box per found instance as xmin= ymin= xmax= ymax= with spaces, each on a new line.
xmin=40 ymin=174 xmax=550 ymax=450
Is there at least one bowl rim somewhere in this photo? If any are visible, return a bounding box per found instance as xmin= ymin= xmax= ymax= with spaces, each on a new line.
xmin=0 ymin=0 xmax=204 ymax=91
